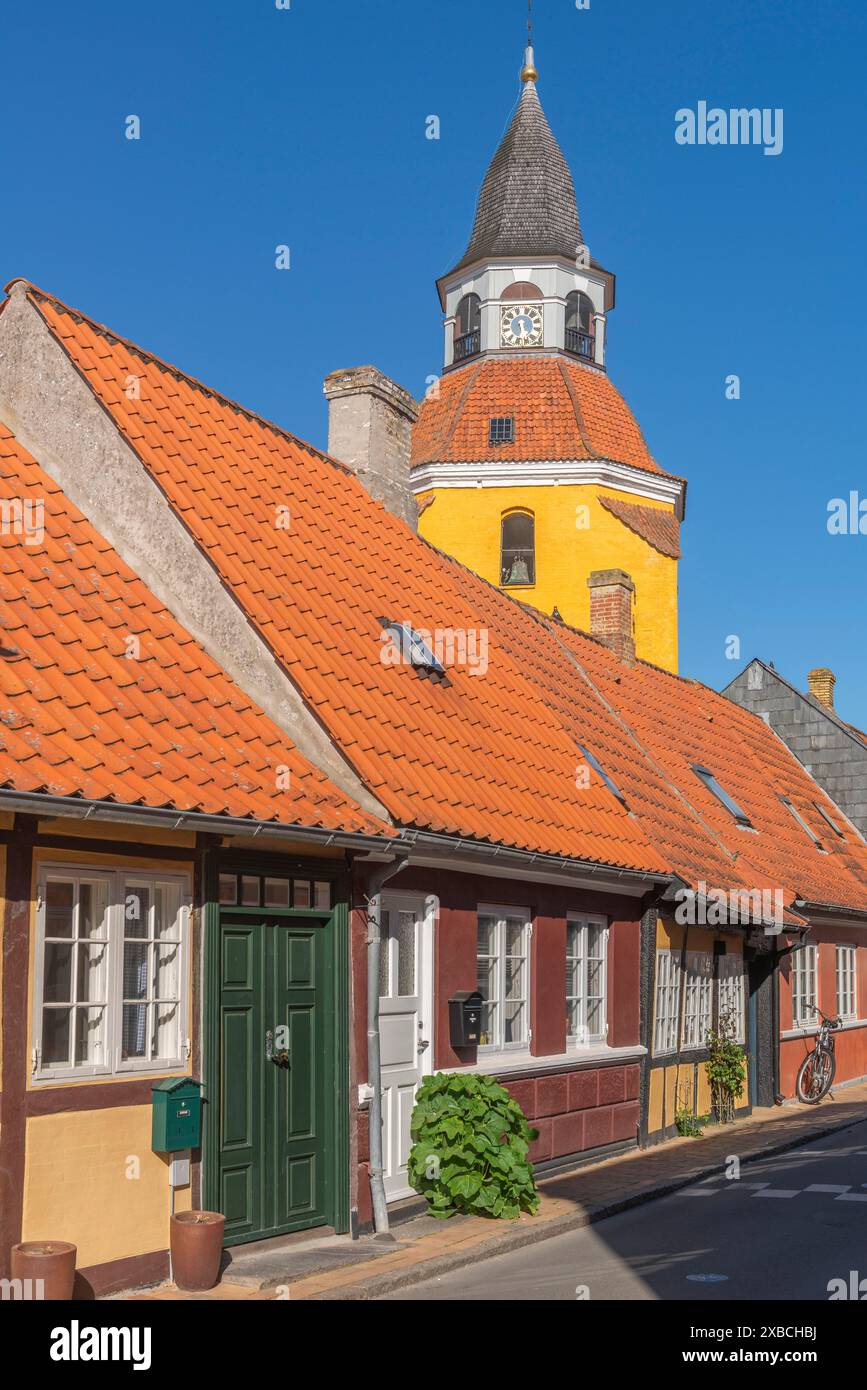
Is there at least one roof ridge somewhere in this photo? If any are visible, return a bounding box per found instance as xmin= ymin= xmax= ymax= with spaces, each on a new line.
xmin=722 ymin=658 xmax=867 ymax=752
xmin=556 ymin=356 xmax=594 ymax=457
xmin=11 ymin=279 xmax=355 ymax=480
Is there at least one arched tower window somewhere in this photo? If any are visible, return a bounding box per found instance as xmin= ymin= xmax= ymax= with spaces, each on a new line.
xmin=454 ymin=294 xmax=481 ymax=362
xmin=565 ymin=291 xmax=595 ymax=361
xmin=501 ymin=282 xmax=543 ymax=302
xmin=500 ymin=510 xmax=535 ymax=586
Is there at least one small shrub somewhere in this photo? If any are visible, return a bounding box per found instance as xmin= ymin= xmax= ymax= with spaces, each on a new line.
xmin=675 ymin=1106 xmax=707 ymax=1137
xmin=407 ymin=1072 xmax=539 ymax=1220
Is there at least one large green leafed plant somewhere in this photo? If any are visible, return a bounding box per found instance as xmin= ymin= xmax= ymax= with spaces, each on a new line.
xmin=407 ymin=1072 xmax=540 ymax=1220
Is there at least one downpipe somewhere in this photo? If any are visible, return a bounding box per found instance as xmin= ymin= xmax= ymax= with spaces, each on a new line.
xmin=364 ymin=853 xmax=410 ymax=1236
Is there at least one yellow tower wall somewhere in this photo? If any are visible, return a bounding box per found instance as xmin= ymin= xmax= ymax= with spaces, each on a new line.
xmin=417 ymin=482 xmax=679 ymax=672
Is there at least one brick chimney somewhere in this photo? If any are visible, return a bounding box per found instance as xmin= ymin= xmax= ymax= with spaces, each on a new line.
xmin=807 ymin=667 xmax=836 ymax=709
xmin=323 ymin=366 xmax=419 ymax=530
xmin=588 ymin=569 xmax=636 ymax=665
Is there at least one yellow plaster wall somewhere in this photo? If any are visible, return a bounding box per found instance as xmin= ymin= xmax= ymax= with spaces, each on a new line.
xmin=22 ymin=1106 xmax=191 ymax=1269
xmin=18 ymin=832 xmax=196 ymax=1268
xmin=647 ymin=917 xmax=749 ymax=1135
xmin=417 ymin=482 xmax=679 ymax=671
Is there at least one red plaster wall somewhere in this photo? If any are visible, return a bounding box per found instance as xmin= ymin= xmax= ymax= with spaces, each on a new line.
xmin=348 ymin=863 xmax=647 ymax=1220
xmin=778 ymin=927 xmax=867 ymax=1096
xmin=532 ymin=913 xmax=566 ymax=1056
xmin=376 ymin=867 xmax=643 ymax=1069
xmin=504 ymin=1063 xmax=641 ymax=1162
xmin=607 ymin=916 xmax=641 ymax=1047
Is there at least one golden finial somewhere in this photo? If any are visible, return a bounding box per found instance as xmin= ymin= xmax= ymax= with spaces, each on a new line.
xmin=521 ymin=1 xmax=538 ymax=81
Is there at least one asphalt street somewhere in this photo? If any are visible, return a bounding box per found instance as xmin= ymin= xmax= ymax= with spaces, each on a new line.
xmin=383 ymin=1114 xmax=867 ymax=1300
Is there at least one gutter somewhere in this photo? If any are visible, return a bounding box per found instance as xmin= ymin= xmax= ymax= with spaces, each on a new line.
xmin=0 ymin=789 xmax=397 ymax=854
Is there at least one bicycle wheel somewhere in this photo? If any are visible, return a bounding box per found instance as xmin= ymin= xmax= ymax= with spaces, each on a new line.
xmin=796 ymin=1048 xmax=834 ymax=1103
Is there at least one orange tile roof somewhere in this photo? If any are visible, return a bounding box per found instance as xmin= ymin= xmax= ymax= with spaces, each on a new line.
xmin=598 ymin=496 xmax=681 ymax=559
xmin=412 ymin=355 xmax=670 ymax=477
xmin=18 ymin=281 xmax=867 ymax=914
xmin=24 ymin=284 xmax=666 ymax=872
xmin=558 ymin=627 xmax=867 ymax=916
xmin=0 ymin=422 xmax=387 ymax=836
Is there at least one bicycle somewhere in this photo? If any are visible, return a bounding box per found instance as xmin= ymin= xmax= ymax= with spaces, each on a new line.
xmin=795 ymin=1006 xmax=841 ymax=1104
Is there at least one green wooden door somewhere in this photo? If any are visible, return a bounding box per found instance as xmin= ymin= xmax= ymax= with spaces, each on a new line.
xmin=216 ymin=907 xmax=335 ymax=1244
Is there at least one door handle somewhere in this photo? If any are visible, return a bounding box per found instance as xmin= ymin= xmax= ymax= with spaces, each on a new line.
xmin=265 ymin=1029 xmax=290 ymax=1066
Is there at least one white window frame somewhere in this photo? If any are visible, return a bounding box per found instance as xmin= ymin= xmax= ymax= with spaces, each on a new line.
xmin=682 ymin=951 xmax=714 ymax=1050
xmin=33 ymin=864 xmax=191 ymax=1083
xmin=566 ymin=915 xmax=608 ymax=1046
xmin=476 ymin=905 xmax=531 ymax=1053
xmin=717 ymin=955 xmax=746 ymax=1044
xmin=836 ymin=945 xmax=857 ymax=1022
xmin=653 ymin=949 xmax=682 ymax=1055
xmin=791 ymin=943 xmax=818 ymax=1029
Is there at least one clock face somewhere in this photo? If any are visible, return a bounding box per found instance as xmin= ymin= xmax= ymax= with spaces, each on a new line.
xmin=500 ymin=303 xmax=543 ymax=348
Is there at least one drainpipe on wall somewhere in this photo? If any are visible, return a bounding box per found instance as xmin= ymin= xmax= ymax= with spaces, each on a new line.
xmin=363 ymin=853 xmax=410 ymax=1236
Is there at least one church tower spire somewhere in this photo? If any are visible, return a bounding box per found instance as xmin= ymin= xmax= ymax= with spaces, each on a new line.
xmin=436 ymin=34 xmax=613 ymax=371
xmin=408 ymin=36 xmax=686 ymax=674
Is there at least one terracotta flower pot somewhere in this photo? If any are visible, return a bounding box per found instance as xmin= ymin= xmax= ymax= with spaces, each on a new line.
xmin=170 ymin=1211 xmax=225 ymax=1292
xmin=11 ymin=1240 xmax=77 ymax=1300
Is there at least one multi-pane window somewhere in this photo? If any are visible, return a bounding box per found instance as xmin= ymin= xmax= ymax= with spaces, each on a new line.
xmin=654 ymin=950 xmax=682 ymax=1053
xmin=40 ymin=875 xmax=111 ymax=1072
xmin=34 ymin=867 xmax=189 ymax=1081
xmin=489 ymin=417 xmax=515 ymax=446
xmin=717 ymin=955 xmax=746 ymax=1043
xmin=476 ymin=908 xmax=530 ymax=1050
xmin=836 ymin=945 xmax=857 ymax=1021
xmin=566 ymin=917 xmax=607 ymax=1044
xmin=122 ymin=879 xmax=184 ymax=1064
xmin=379 ymin=908 xmax=417 ymax=1000
xmin=791 ymin=943 xmax=817 ymax=1028
xmin=219 ymin=873 xmax=331 ymax=910
xmin=682 ymin=952 xmax=714 ymax=1049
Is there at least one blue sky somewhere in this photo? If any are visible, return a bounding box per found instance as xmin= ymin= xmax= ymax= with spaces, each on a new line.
xmin=2 ymin=0 xmax=866 ymax=722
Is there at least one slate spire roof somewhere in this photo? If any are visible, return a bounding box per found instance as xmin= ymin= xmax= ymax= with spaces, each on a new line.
xmin=448 ymin=66 xmax=584 ymax=276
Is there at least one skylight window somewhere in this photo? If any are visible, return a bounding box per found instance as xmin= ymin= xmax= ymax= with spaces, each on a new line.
xmin=577 ymin=743 xmax=627 ymax=808
xmin=813 ymin=801 xmax=845 ymax=838
xmin=691 ymin=765 xmax=752 ymax=827
xmin=379 ymin=620 xmax=446 ymax=679
xmin=781 ymin=797 xmax=825 ymax=850
xmin=489 ymin=417 xmax=515 ymax=446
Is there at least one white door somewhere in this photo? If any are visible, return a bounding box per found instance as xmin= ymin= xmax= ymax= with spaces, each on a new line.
xmin=379 ymin=894 xmax=433 ymax=1201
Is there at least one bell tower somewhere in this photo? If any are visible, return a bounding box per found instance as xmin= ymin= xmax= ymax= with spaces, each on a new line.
xmin=411 ymin=41 xmax=685 ymax=673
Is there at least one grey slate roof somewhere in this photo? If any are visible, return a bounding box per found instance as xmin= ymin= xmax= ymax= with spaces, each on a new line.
xmin=449 ymin=80 xmax=584 ymax=275
xmin=723 ymin=659 xmax=867 ymax=838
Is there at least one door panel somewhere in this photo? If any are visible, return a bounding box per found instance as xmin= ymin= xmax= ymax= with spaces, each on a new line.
xmin=379 ymin=898 xmax=432 ymax=1201
xmin=217 ymin=906 xmax=334 ymax=1244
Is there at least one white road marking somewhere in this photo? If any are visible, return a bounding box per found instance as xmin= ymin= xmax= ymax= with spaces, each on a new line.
xmin=835 ymin=1192 xmax=867 ymax=1202
xmin=805 ymin=1184 xmax=851 ymax=1194
xmin=753 ymin=1189 xmax=799 ymax=1198
xmin=739 ymin=1182 xmax=770 ymax=1189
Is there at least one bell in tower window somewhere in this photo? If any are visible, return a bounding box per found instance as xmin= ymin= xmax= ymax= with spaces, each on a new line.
xmin=565 ymin=291 xmax=595 ymax=361
xmin=500 ymin=511 xmax=535 ymax=587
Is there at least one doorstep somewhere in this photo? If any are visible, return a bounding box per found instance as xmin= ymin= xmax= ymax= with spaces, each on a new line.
xmin=121 ymin=1081 xmax=867 ymax=1302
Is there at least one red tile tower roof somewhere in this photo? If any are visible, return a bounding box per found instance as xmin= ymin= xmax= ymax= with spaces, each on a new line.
xmin=412 ymin=355 xmax=673 ymax=481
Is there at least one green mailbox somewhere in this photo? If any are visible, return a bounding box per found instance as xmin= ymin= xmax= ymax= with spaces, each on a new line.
xmin=151 ymin=1077 xmax=203 ymax=1153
